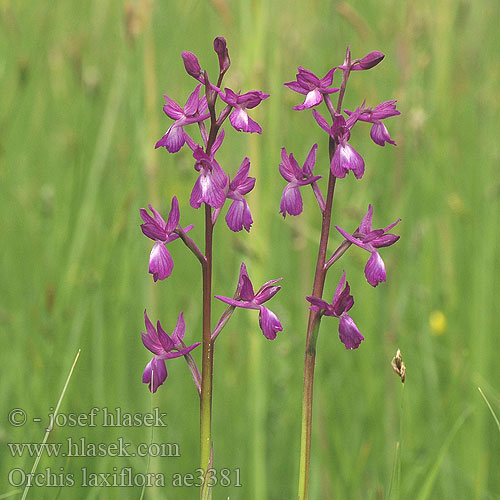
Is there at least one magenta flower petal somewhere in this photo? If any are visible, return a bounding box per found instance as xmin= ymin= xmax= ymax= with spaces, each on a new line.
xmin=302 ymin=144 xmax=318 ymax=176
xmin=239 ymin=272 xmax=255 ymax=301
xmin=157 ymin=321 xmax=175 ymax=352
xmin=184 ymin=85 xmax=203 ymax=116
xmin=143 ymin=356 xmax=168 ymax=393
xmin=312 ymin=110 xmax=331 ymax=134
xmin=338 ymin=314 xmax=364 ymax=349
xmin=305 ymin=296 xmax=331 ymax=312
xmin=284 ymin=81 xmax=307 ymax=94
xmin=258 ymin=306 xmax=283 ymax=340
xmin=162 ymin=95 xmax=184 ymax=120
xmin=370 ymin=122 xmax=396 ymax=146
xmin=331 ymin=143 xmax=365 ymax=179
xmin=360 ymin=204 xmax=373 ymax=234
xmin=156 ymin=125 xmax=186 ymax=153
xmin=141 ymin=311 xmax=162 ymax=354
xmin=141 ymin=332 xmax=162 ymax=355
xmin=365 ymin=251 xmax=386 ymax=287
xmin=149 ymin=242 xmax=174 ymax=282
xmin=335 ymin=225 xmax=369 ymax=250
xmin=226 ymin=198 xmax=253 ymax=232
xmin=190 ymin=170 xmax=226 ymax=209
xmin=280 ymin=184 xmax=303 ymax=217
xmin=293 ymin=88 xmax=323 ymax=111
xmin=171 ymin=312 xmax=186 ymax=345
xmin=165 ymin=197 xmax=180 ymax=233
xmin=230 ymin=108 xmax=262 ymax=133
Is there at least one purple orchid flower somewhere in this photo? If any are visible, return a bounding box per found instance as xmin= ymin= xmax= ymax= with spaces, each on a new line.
xmin=155 ymin=84 xmax=210 ymax=153
xmin=225 ymin=157 xmax=255 ymax=232
xmin=218 ymin=88 xmax=269 ymax=134
xmin=284 ymin=66 xmax=339 ymax=110
xmin=215 ymin=262 xmax=283 ymax=340
xmin=346 ymin=100 xmax=400 ymax=146
xmin=279 ymin=144 xmax=322 ymax=217
xmin=140 ymin=197 xmax=193 ymax=282
xmin=189 ymin=132 xmax=229 ymax=209
xmin=141 ymin=310 xmax=200 ymax=393
xmin=313 ymin=107 xmax=365 ymax=179
xmin=306 ymin=271 xmax=364 ymax=350
xmin=335 ymin=204 xmax=401 ymax=287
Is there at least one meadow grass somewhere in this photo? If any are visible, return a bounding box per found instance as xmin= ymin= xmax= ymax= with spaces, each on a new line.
xmin=1 ymin=0 xmax=499 ymax=498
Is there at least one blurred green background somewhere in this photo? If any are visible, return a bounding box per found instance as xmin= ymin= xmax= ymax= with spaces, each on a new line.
xmin=1 ymin=0 xmax=499 ymax=498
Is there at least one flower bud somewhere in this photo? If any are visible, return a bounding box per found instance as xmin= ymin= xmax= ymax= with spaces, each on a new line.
xmin=181 ymin=51 xmax=202 ymax=79
xmin=358 ymin=51 xmax=385 ymax=70
xmin=213 ymin=36 xmax=230 ymax=73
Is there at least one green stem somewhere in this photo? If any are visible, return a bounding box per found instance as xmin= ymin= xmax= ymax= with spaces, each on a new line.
xmin=298 ymin=318 xmax=321 ymax=499
xmin=200 ymin=204 xmax=214 ymax=496
xmin=297 ymin=48 xmax=353 ymax=500
xmin=298 ymin=156 xmax=337 ymax=500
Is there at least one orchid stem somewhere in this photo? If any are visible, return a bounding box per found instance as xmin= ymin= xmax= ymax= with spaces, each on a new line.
xmin=200 ymin=203 xmax=214 ymax=497
xmin=298 ymin=52 xmax=352 ymax=498
xmin=298 ymin=149 xmax=337 ymax=500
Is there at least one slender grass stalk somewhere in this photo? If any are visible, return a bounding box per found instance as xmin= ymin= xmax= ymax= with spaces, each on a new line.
xmin=478 ymin=387 xmax=500 ymax=433
xmin=21 ymin=350 xmax=81 ymax=500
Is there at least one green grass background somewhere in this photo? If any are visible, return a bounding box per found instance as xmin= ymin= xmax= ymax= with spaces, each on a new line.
xmin=1 ymin=0 xmax=499 ymax=498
